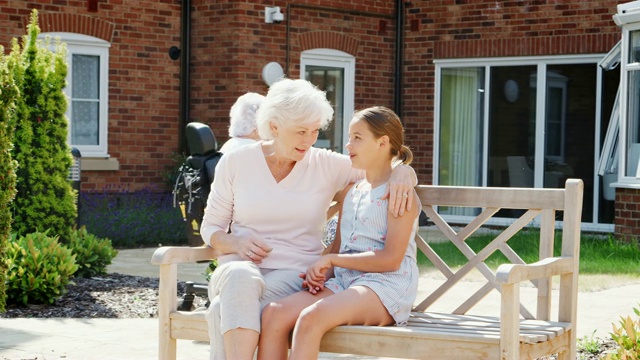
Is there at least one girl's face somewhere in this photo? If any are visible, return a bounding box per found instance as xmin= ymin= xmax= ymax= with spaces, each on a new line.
xmin=346 ymin=118 xmax=387 ymax=169
xmin=271 ymin=120 xmax=321 ymax=161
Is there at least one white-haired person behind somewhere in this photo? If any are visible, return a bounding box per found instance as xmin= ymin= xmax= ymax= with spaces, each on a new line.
xmin=218 ymin=92 xmax=265 ymax=153
xmin=201 ymin=78 xmax=418 ymax=360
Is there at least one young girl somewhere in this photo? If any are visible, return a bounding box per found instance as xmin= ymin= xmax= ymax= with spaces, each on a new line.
xmin=257 ymin=106 xmax=421 ymax=360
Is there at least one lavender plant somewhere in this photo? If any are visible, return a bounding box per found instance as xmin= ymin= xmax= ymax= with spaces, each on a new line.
xmin=78 ymin=185 xmax=186 ymax=248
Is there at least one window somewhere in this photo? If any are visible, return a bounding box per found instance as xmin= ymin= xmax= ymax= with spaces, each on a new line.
xmin=301 ymin=49 xmax=355 ymax=153
xmin=622 ymin=28 xmax=640 ymax=180
xmin=41 ymin=33 xmax=110 ymax=157
xmin=435 ymin=55 xmax=617 ymax=230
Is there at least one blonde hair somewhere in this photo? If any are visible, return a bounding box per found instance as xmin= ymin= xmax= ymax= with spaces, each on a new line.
xmin=352 ymin=106 xmax=413 ymax=165
xmin=256 ymin=78 xmax=334 ymax=140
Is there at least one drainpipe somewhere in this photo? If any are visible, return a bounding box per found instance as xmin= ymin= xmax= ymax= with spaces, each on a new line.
xmin=394 ymin=0 xmax=405 ymax=117
xmin=178 ymin=0 xmax=191 ymax=154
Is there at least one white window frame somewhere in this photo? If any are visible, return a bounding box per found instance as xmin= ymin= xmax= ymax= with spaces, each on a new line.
xmin=618 ymin=23 xmax=640 ymax=187
xmin=434 ymin=54 xmax=611 ymax=233
xmin=300 ymin=48 xmax=355 ymax=153
xmin=41 ymin=32 xmax=110 ymax=158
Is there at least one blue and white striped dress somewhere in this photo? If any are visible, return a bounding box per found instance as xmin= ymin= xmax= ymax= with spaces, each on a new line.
xmin=323 ymin=181 xmax=419 ymax=325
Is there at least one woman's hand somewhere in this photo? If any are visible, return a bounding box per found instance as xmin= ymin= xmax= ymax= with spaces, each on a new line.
xmin=239 ymin=236 xmax=272 ymax=264
xmin=383 ymin=164 xmax=417 ymax=217
xmin=302 ymin=255 xmax=333 ymax=294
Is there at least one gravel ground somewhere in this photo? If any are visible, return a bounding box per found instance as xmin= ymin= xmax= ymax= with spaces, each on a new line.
xmin=0 ymin=273 xmax=208 ymax=319
xmin=0 ymin=273 xmax=620 ymax=359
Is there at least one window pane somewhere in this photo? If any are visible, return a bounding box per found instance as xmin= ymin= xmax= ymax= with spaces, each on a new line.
xmin=626 ymin=70 xmax=640 ymax=177
xmin=599 ymin=67 xmax=619 ymax=224
xmin=72 ymin=100 xmax=99 ymax=145
xmin=547 ymin=63 xmax=597 ymax=222
xmin=305 ymin=66 xmax=344 ymax=152
xmin=488 ymin=66 xmax=536 ymax=188
xmin=72 ymin=54 xmax=99 ymax=99
xmin=71 ymin=54 xmax=100 ymax=147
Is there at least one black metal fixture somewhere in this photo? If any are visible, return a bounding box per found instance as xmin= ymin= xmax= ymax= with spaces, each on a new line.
xmin=168 ymin=46 xmax=181 ymax=60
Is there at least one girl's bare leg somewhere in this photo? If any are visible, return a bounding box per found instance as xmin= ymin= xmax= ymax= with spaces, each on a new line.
xmin=257 ymin=289 xmax=334 ymax=360
xmin=289 ymin=286 xmax=393 ymax=360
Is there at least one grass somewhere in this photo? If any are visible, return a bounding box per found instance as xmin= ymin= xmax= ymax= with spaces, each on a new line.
xmin=417 ymin=229 xmax=640 ymax=281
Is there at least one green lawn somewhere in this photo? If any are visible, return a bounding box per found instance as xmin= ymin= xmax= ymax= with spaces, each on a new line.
xmin=418 ymin=230 xmax=640 ymax=277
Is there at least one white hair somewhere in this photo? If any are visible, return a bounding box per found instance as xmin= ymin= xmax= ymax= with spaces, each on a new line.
xmin=228 ymin=92 xmax=265 ymax=137
xmin=256 ymin=78 xmax=334 ymax=140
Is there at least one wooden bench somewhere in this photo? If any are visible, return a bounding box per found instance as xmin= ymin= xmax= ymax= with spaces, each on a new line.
xmin=152 ymin=178 xmax=583 ymax=360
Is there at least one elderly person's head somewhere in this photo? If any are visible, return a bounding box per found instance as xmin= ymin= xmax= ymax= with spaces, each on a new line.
xmin=228 ymin=92 xmax=265 ymax=139
xmin=256 ymin=79 xmax=334 ymax=140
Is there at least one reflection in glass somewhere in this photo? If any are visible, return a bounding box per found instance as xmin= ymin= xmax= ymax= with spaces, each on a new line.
xmin=488 ymin=65 xmax=536 ymax=189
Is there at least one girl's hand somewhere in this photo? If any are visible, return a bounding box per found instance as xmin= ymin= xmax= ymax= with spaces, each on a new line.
xmin=239 ymin=236 xmax=272 ymax=264
xmin=303 ymin=255 xmax=333 ymax=294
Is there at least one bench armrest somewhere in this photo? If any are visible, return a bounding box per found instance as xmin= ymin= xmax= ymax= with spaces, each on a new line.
xmin=151 ymin=246 xmax=219 ymax=265
xmin=495 ymin=256 xmax=574 ymax=285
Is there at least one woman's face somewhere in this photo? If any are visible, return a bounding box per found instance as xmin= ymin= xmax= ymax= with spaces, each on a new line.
xmin=346 ymin=118 xmax=384 ymax=169
xmin=272 ymin=120 xmax=321 ymax=161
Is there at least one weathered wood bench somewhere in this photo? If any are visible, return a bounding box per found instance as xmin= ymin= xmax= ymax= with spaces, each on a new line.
xmin=152 ymin=179 xmax=583 ymax=360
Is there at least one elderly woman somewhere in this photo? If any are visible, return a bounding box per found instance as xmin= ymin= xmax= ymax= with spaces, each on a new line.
xmin=218 ymin=92 xmax=265 ymax=153
xmin=201 ymin=79 xmax=416 ymax=360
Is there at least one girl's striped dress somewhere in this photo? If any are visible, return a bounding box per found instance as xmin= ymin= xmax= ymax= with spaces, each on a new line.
xmin=323 ymin=181 xmax=420 ymax=325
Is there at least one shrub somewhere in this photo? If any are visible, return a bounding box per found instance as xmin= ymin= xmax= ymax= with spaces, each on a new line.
xmin=10 ymin=10 xmax=77 ymax=242
xmin=66 ymin=226 xmax=118 ymax=278
xmin=78 ymin=185 xmax=186 ymax=248
xmin=4 ymin=231 xmax=78 ymax=306
xmin=606 ymin=304 xmax=640 ymax=360
xmin=0 ymin=35 xmax=20 ymax=312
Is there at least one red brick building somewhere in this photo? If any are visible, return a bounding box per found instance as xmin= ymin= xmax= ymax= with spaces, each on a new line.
xmin=1 ymin=0 xmax=635 ymax=239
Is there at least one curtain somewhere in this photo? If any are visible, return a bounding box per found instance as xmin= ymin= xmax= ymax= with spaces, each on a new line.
xmin=439 ymin=67 xmax=484 ymax=215
xmin=71 ymin=54 xmax=100 ymax=146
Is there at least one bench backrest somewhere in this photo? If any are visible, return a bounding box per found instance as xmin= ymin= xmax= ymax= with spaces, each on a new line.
xmin=412 ymin=179 xmax=583 ymax=322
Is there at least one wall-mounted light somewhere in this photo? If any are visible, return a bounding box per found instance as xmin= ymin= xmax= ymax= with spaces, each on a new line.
xmin=265 ymin=6 xmax=284 ymax=24
xmin=262 ymin=62 xmax=284 ymax=86
xmin=168 ymin=46 xmax=181 ymax=60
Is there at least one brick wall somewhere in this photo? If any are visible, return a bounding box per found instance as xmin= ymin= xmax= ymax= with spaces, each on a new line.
xmin=188 ymin=1 xmax=397 ymax=141
xmin=2 ymin=0 xmax=637 ymax=237
xmin=615 ymin=188 xmax=640 ymax=242
xmin=0 ymin=0 xmax=182 ymax=192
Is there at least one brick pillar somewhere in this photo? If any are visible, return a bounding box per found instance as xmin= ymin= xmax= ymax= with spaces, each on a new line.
xmin=614 ymin=187 xmax=640 ymax=242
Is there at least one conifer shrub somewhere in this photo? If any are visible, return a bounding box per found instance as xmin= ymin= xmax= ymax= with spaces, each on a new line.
xmin=0 ymin=39 xmax=21 ymax=313
xmin=4 ymin=231 xmax=78 ymax=306
xmin=10 ymin=9 xmax=77 ymax=242
xmin=66 ymin=226 xmax=118 ymax=278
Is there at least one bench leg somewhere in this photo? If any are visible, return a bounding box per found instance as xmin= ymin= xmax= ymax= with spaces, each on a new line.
xmin=158 ymin=264 xmax=178 ymax=360
xmin=500 ymin=283 xmax=520 ymax=360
